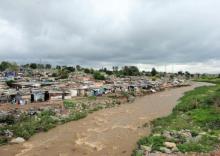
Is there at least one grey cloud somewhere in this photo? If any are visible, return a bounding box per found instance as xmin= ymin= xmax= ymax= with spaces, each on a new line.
xmin=0 ymin=0 xmax=220 ymax=72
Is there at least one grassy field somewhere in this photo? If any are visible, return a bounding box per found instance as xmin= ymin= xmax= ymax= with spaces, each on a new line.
xmin=133 ymin=79 xmax=220 ymax=155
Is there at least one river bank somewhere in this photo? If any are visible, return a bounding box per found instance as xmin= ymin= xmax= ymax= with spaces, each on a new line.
xmin=0 ymin=82 xmax=207 ymax=156
xmin=133 ymin=82 xmax=219 ymax=156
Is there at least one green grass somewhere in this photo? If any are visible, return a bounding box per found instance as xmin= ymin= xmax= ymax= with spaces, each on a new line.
xmin=0 ymin=110 xmax=58 ymax=142
xmin=64 ymin=100 xmax=76 ymax=108
xmin=61 ymin=111 xmax=88 ymax=123
xmin=134 ymin=78 xmax=220 ymax=155
xmin=177 ymin=134 xmax=219 ymax=153
xmin=137 ymin=135 xmax=166 ymax=151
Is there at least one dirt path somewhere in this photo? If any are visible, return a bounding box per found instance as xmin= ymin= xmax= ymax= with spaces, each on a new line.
xmin=0 ymin=82 xmax=210 ymax=156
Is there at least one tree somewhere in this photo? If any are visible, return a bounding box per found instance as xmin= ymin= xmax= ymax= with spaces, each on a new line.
xmin=105 ymin=70 xmax=113 ymax=75
xmin=112 ymin=66 xmax=118 ymax=72
xmin=30 ymin=63 xmax=37 ymax=69
xmin=8 ymin=62 xmax=19 ymax=72
xmin=122 ymin=66 xmax=140 ymax=76
xmin=178 ymin=71 xmax=184 ymax=76
xmin=0 ymin=61 xmax=19 ymax=72
xmin=56 ymin=65 xmax=61 ymax=70
xmin=90 ymin=68 xmax=94 ymax=74
xmin=45 ymin=64 xmax=52 ymax=69
xmin=0 ymin=61 xmax=11 ymax=71
xmin=58 ymin=69 xmax=69 ymax=79
xmin=99 ymin=67 xmax=113 ymax=75
xmin=185 ymin=71 xmax=191 ymax=79
xmin=66 ymin=66 xmax=75 ymax=72
xmin=52 ymin=73 xmax=58 ymax=77
xmin=23 ymin=64 xmax=30 ymax=68
xmin=37 ymin=64 xmax=44 ymax=69
xmin=93 ymin=71 xmax=105 ymax=80
xmin=84 ymin=68 xmax=91 ymax=74
xmin=151 ymin=67 xmax=157 ymax=76
xmin=76 ymin=65 xmax=81 ymax=71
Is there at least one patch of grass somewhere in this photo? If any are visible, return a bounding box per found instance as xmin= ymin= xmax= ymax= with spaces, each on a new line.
xmin=152 ymin=113 xmax=194 ymax=132
xmin=64 ymin=100 xmax=76 ymax=109
xmin=191 ymin=108 xmax=220 ymax=130
xmin=173 ymin=86 xmax=215 ymax=112
xmin=61 ymin=111 xmax=87 ymax=123
xmin=178 ymin=135 xmax=220 ymax=153
xmin=137 ymin=135 xmax=165 ymax=151
xmin=134 ymin=79 xmax=220 ymax=155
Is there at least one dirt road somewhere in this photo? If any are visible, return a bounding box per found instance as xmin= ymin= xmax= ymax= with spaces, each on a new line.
xmin=0 ymin=82 xmax=210 ymax=156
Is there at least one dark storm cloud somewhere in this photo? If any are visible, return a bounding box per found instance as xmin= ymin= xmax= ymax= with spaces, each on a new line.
xmin=0 ymin=0 xmax=220 ymax=72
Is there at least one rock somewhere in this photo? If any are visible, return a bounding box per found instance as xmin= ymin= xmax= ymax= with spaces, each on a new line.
xmin=151 ymin=89 xmax=156 ymax=93
xmin=4 ymin=129 xmax=13 ymax=138
xmin=140 ymin=145 xmax=151 ymax=152
xmin=159 ymin=147 xmax=172 ymax=154
xmin=162 ymin=130 xmax=173 ymax=139
xmin=164 ymin=142 xmax=176 ymax=149
xmin=179 ymin=130 xmax=192 ymax=138
xmin=10 ymin=137 xmax=25 ymax=144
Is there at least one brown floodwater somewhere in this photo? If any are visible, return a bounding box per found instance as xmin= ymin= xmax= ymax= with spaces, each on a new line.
xmin=0 ymin=82 xmax=212 ymax=156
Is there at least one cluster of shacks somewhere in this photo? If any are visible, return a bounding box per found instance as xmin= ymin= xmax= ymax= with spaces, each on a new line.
xmin=0 ymin=71 xmax=189 ymax=105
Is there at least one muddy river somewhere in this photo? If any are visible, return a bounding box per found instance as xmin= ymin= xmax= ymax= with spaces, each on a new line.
xmin=0 ymin=82 xmax=210 ymax=156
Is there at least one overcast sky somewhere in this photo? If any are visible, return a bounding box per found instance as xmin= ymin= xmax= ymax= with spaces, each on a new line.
xmin=0 ymin=0 xmax=220 ymax=73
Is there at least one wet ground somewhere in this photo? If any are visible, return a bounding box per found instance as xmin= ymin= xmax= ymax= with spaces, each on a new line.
xmin=0 ymin=82 xmax=210 ymax=156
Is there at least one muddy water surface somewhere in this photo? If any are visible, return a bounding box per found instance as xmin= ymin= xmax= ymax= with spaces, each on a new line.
xmin=0 ymin=82 xmax=210 ymax=156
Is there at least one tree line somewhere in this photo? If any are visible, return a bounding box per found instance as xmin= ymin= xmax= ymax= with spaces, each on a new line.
xmin=0 ymin=61 xmax=194 ymax=80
